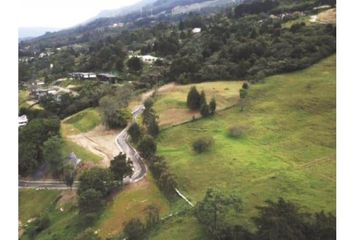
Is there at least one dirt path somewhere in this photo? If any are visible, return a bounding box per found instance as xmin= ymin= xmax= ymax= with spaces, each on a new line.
xmin=67 ymin=124 xmax=121 ymax=167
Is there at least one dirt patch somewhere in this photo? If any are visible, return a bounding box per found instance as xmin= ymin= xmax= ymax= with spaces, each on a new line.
xmin=159 ymin=108 xmax=199 ymax=127
xmin=67 ymin=124 xmax=121 ymax=167
xmin=317 ymin=8 xmax=336 ymax=24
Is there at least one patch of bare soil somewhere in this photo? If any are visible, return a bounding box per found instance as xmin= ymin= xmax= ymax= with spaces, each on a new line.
xmin=317 ymin=8 xmax=336 ymax=24
xmin=67 ymin=124 xmax=121 ymax=167
xmin=142 ymin=83 xmax=177 ymax=102
xmin=56 ymin=190 xmax=77 ymax=208
xmin=159 ymin=108 xmax=199 ymax=127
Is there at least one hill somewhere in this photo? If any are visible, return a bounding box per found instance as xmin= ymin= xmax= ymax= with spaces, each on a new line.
xmin=156 ymin=55 xmax=336 ymax=230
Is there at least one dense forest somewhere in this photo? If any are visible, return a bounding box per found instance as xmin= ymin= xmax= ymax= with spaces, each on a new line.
xmin=19 ymin=0 xmax=336 ymax=87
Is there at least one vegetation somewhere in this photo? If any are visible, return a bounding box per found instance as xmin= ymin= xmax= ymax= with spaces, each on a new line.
xmin=123 ymin=218 xmax=145 ymax=240
xmin=128 ymin=122 xmax=142 ymax=144
xmin=43 ymin=136 xmax=65 ymax=175
xmin=137 ymin=135 xmax=157 ymax=159
xmin=19 ymin=117 xmax=61 ymax=176
xmin=154 ymin=81 xmax=243 ymax=127
xmin=186 ymin=86 xmax=201 ymax=110
xmin=157 ymin=56 xmax=336 ymax=228
xmin=192 ymin=136 xmax=214 ymax=153
xmin=110 ymin=153 xmax=133 ymax=184
xmin=62 ymin=108 xmax=101 ymax=134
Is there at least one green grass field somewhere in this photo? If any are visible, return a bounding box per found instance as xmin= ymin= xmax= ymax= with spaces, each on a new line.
xmin=149 ymin=214 xmax=211 ymax=240
xmin=19 ymin=189 xmax=61 ymax=223
xmin=19 ymin=190 xmax=87 ymax=240
xmin=156 ymin=55 xmax=336 ymax=229
xmin=153 ymin=81 xmax=243 ymax=127
xmin=96 ymin=174 xmax=170 ymax=238
xmin=62 ymin=108 xmax=102 ymax=135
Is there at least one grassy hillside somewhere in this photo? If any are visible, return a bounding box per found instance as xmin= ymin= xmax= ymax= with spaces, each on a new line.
xmin=149 ymin=214 xmax=211 ymax=240
xmin=96 ymin=174 xmax=170 ymax=238
xmin=19 ymin=190 xmax=61 ymax=223
xmin=153 ymin=81 xmax=243 ymax=127
xmin=62 ymin=139 xmax=102 ymax=164
xmin=62 ymin=108 xmax=102 ymax=135
xmin=157 ymin=55 xmax=336 ymax=228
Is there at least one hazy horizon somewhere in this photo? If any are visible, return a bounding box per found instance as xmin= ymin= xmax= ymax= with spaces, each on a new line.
xmin=19 ymin=0 xmax=142 ymax=29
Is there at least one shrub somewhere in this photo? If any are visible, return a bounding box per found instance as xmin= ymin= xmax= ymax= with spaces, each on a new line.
xmin=193 ymin=137 xmax=214 ymax=153
xmin=137 ymin=135 xmax=157 ymax=159
xmin=200 ymin=103 xmax=210 ymax=117
xmin=228 ymin=127 xmax=243 ymax=138
xmin=187 ymin=86 xmax=201 ymax=110
xmin=124 ymin=218 xmax=145 ymax=240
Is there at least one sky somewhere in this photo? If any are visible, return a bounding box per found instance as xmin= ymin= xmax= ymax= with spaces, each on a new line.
xmin=19 ymin=0 xmax=142 ymax=29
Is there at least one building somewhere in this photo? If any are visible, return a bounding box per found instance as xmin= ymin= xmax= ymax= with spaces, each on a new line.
xmin=68 ymin=152 xmax=81 ymax=168
xmin=18 ymin=115 xmax=28 ymax=127
xmin=69 ymin=72 xmax=96 ymax=80
xmin=96 ymin=73 xmax=120 ymax=83
xmin=192 ymin=28 xmax=202 ymax=33
xmin=129 ymin=54 xmax=162 ymax=64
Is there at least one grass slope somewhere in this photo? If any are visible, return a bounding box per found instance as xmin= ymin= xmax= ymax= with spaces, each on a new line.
xmin=157 ymin=55 xmax=336 ymax=228
xmin=62 ymin=139 xmax=101 ymax=164
xmin=19 ymin=189 xmax=61 ymax=223
xmin=96 ymin=174 xmax=170 ymax=238
xmin=149 ymin=214 xmax=211 ymax=240
xmin=62 ymin=108 xmax=101 ymax=135
xmin=153 ymin=81 xmax=243 ymax=127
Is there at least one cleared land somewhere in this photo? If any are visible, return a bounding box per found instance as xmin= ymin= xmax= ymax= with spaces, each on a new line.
xmin=151 ymin=81 xmax=243 ymax=127
xmin=96 ymin=174 xmax=170 ymax=238
xmin=157 ymin=55 xmax=336 ymax=229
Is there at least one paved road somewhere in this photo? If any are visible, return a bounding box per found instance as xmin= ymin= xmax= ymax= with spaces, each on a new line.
xmin=19 ymin=105 xmax=147 ymax=189
xmin=118 ymin=105 xmax=148 ymax=184
xmin=19 ymin=180 xmax=79 ymax=189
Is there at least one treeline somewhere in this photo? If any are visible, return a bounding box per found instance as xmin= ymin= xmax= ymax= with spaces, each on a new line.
xmin=195 ymin=188 xmax=336 ymax=240
xmin=19 ymin=116 xmax=62 ymax=176
xmin=128 ymin=97 xmax=178 ymax=198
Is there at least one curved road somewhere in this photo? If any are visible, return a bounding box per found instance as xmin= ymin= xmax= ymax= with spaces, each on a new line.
xmin=19 ymin=105 xmax=147 ymax=189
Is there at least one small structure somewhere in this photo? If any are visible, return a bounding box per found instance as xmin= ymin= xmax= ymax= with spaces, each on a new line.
xmin=96 ymin=73 xmax=120 ymax=83
xmin=129 ymin=54 xmax=162 ymax=64
xmin=69 ymin=72 xmax=96 ymax=80
xmin=68 ymin=152 xmax=81 ymax=168
xmin=18 ymin=115 xmax=28 ymax=127
xmin=192 ymin=28 xmax=202 ymax=33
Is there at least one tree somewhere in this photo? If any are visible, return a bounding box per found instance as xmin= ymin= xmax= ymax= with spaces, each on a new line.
xmin=128 ymin=123 xmax=141 ymax=143
xmin=239 ymin=88 xmax=248 ymax=111
xmin=145 ymin=205 xmax=160 ymax=230
xmin=137 ymin=135 xmax=157 ymax=159
xmin=193 ymin=136 xmax=214 ymax=153
xmin=78 ymin=167 xmax=116 ymax=197
xmin=209 ymin=98 xmax=217 ymax=115
xmin=127 ymin=56 xmax=143 ymax=72
xmin=242 ymin=82 xmax=249 ymax=89
xmin=253 ymin=198 xmax=310 ymax=240
xmin=43 ymin=136 xmax=64 ymax=175
xmin=64 ymin=165 xmax=75 ymax=189
xmin=187 ymin=86 xmax=201 ymax=110
xmin=200 ymin=103 xmax=210 ymax=117
xmin=102 ymin=107 xmax=131 ymax=129
xmin=123 ymin=218 xmax=145 ymax=240
xmin=110 ymin=153 xmax=133 ymax=183
xmin=196 ymin=188 xmax=243 ymax=238
xmin=19 ymin=142 xmax=38 ymax=176
xmin=147 ymin=118 xmax=159 ymax=137
xmin=199 ymin=91 xmax=207 ymax=107
xmin=78 ymin=189 xmax=103 ymax=214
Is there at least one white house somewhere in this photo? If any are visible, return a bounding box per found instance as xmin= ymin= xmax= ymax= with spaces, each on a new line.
xmin=192 ymin=28 xmax=202 ymax=33
xmin=129 ymin=54 xmax=162 ymax=64
xmin=19 ymin=115 xmax=28 ymax=127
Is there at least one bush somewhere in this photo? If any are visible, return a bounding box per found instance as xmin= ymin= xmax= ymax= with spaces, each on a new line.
xmin=193 ymin=137 xmax=214 ymax=153
xmin=26 ymin=214 xmax=50 ymax=238
xmin=228 ymin=127 xmax=243 ymax=138
xmin=137 ymin=135 xmax=157 ymax=159
xmin=124 ymin=218 xmax=145 ymax=240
